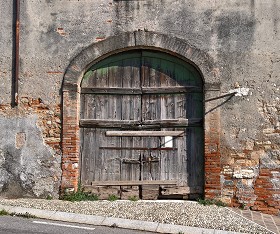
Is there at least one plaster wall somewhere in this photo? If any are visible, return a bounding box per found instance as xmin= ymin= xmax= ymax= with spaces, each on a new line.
xmin=0 ymin=0 xmax=279 ymax=213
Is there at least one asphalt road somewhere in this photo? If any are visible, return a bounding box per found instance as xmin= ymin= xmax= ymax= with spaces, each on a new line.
xmin=0 ymin=216 xmax=154 ymax=234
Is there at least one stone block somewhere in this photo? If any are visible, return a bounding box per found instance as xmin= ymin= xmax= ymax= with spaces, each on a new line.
xmin=263 ymin=128 xmax=275 ymax=134
xmin=142 ymin=185 xmax=159 ymax=200
xmin=120 ymin=186 xmax=139 ymax=200
xmin=245 ymin=140 xmax=254 ymax=150
xmin=222 ymin=188 xmax=234 ymax=196
xmin=84 ymin=186 xmax=120 ymax=200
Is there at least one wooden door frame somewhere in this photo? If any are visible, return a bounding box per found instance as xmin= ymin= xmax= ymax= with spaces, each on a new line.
xmin=61 ymin=31 xmax=221 ymax=199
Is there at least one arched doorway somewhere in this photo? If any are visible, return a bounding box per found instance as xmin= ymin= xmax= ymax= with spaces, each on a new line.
xmin=79 ymin=50 xmax=204 ymax=199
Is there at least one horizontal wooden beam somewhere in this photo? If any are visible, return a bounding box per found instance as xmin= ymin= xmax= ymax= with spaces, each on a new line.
xmin=106 ymin=131 xmax=184 ymax=137
xmin=81 ymin=87 xmax=141 ymax=95
xmin=80 ymin=119 xmax=140 ymax=128
xmin=81 ymin=86 xmax=202 ymax=95
xmin=79 ymin=118 xmax=202 ymax=128
xmin=88 ymin=180 xmax=178 ymax=186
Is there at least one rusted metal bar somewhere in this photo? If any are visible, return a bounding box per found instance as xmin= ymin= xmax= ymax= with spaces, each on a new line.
xmin=99 ymin=146 xmax=178 ymax=151
xmin=12 ymin=0 xmax=20 ymax=107
xmin=204 ymin=92 xmax=237 ymax=103
xmin=106 ymin=131 xmax=185 ymax=137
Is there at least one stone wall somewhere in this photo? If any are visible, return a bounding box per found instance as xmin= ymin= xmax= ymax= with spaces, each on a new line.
xmin=0 ymin=0 xmax=279 ymax=214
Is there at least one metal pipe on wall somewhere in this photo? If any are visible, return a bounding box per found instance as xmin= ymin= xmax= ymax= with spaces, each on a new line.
xmin=12 ymin=0 xmax=20 ymax=107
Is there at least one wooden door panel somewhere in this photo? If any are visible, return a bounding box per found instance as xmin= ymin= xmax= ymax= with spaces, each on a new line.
xmin=187 ymin=127 xmax=204 ymax=188
xmin=81 ymin=51 xmax=141 ymax=88
xmin=82 ymin=94 xmax=141 ymax=120
xmin=120 ymin=136 xmax=141 ymax=181
xmin=82 ymin=128 xmax=122 ymax=182
xmin=80 ymin=50 xmax=204 ymax=197
xmin=140 ymin=136 xmax=160 ymax=181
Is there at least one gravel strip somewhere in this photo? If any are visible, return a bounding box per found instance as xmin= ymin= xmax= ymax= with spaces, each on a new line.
xmin=0 ymin=198 xmax=273 ymax=234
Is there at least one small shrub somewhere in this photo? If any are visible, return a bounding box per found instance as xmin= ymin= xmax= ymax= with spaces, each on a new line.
xmin=0 ymin=209 xmax=9 ymax=216
xmin=46 ymin=195 xmax=53 ymax=200
xmin=108 ymin=194 xmax=118 ymax=201
xmin=240 ymin=203 xmax=246 ymax=210
xmin=197 ymin=198 xmax=226 ymax=207
xmin=214 ymin=200 xmax=226 ymax=207
xmin=198 ymin=198 xmax=214 ymax=206
xmin=60 ymin=184 xmax=99 ymax=202
xmin=128 ymin=195 xmax=138 ymax=202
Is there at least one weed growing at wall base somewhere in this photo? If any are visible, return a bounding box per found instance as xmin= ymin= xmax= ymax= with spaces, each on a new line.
xmin=197 ymin=198 xmax=226 ymax=207
xmin=108 ymin=194 xmax=118 ymax=201
xmin=128 ymin=195 xmax=138 ymax=201
xmin=60 ymin=184 xmax=99 ymax=202
xmin=0 ymin=209 xmax=9 ymax=216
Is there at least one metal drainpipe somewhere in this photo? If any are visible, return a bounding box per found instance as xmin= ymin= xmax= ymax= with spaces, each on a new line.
xmin=12 ymin=0 xmax=20 ymax=107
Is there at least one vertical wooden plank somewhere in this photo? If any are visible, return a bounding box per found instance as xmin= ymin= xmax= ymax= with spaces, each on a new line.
xmin=81 ymin=128 xmax=98 ymax=183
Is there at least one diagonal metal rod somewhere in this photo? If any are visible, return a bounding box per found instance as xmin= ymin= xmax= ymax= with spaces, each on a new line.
xmin=204 ymin=92 xmax=237 ymax=103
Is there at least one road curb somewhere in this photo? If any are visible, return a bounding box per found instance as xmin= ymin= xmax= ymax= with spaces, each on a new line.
xmin=0 ymin=204 xmax=244 ymax=234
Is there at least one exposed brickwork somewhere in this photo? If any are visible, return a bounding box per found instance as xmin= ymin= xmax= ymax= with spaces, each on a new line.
xmin=205 ymin=108 xmax=222 ymax=199
xmin=252 ymin=168 xmax=280 ymax=215
xmin=221 ymin=149 xmax=280 ymax=215
xmin=61 ymin=90 xmax=80 ymax=191
xmin=219 ymin=98 xmax=280 ymax=215
xmin=0 ymin=98 xmax=61 ymax=154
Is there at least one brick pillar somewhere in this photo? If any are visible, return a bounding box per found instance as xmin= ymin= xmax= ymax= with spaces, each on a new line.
xmin=204 ymin=85 xmax=221 ymax=198
xmin=61 ymin=87 xmax=80 ymax=192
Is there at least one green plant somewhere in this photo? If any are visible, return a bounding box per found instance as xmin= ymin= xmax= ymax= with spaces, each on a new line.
xmin=60 ymin=184 xmax=99 ymax=202
xmin=197 ymin=198 xmax=226 ymax=207
xmin=240 ymin=203 xmax=246 ymax=210
xmin=46 ymin=195 xmax=53 ymax=200
xmin=128 ymin=195 xmax=138 ymax=201
xmin=178 ymin=232 xmax=184 ymax=234
xmin=0 ymin=209 xmax=9 ymax=216
xmin=108 ymin=194 xmax=118 ymax=201
xmin=214 ymin=200 xmax=226 ymax=207
xmin=197 ymin=198 xmax=214 ymax=206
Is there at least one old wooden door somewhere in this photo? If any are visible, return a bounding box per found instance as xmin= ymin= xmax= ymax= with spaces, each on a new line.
xmin=80 ymin=50 xmax=204 ymax=198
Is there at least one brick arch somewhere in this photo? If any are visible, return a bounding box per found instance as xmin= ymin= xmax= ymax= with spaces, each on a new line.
xmin=63 ymin=31 xmax=219 ymax=91
xmin=61 ymin=31 xmax=222 ymax=198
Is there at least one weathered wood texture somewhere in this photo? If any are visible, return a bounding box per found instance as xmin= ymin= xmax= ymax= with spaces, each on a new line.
xmin=80 ymin=118 xmax=202 ymax=128
xmin=80 ymin=50 xmax=204 ymax=198
xmin=105 ymin=131 xmax=184 ymax=137
xmin=81 ymin=86 xmax=202 ymax=94
xmin=89 ymin=180 xmax=177 ymax=186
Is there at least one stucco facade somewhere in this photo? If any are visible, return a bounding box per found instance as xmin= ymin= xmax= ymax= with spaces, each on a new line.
xmin=0 ymin=0 xmax=279 ymax=215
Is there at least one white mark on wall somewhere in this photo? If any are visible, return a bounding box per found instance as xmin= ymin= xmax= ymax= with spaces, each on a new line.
xmin=229 ymin=87 xmax=250 ymax=96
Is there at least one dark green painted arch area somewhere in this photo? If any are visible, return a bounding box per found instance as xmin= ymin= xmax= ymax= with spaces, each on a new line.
xmin=81 ymin=50 xmax=203 ymax=88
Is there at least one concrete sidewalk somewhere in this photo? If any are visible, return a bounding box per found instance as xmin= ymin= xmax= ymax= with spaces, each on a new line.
xmin=0 ymin=203 xmax=276 ymax=234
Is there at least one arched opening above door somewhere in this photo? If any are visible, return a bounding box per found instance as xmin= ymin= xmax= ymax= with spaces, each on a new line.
xmin=61 ymin=31 xmax=222 ymax=201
